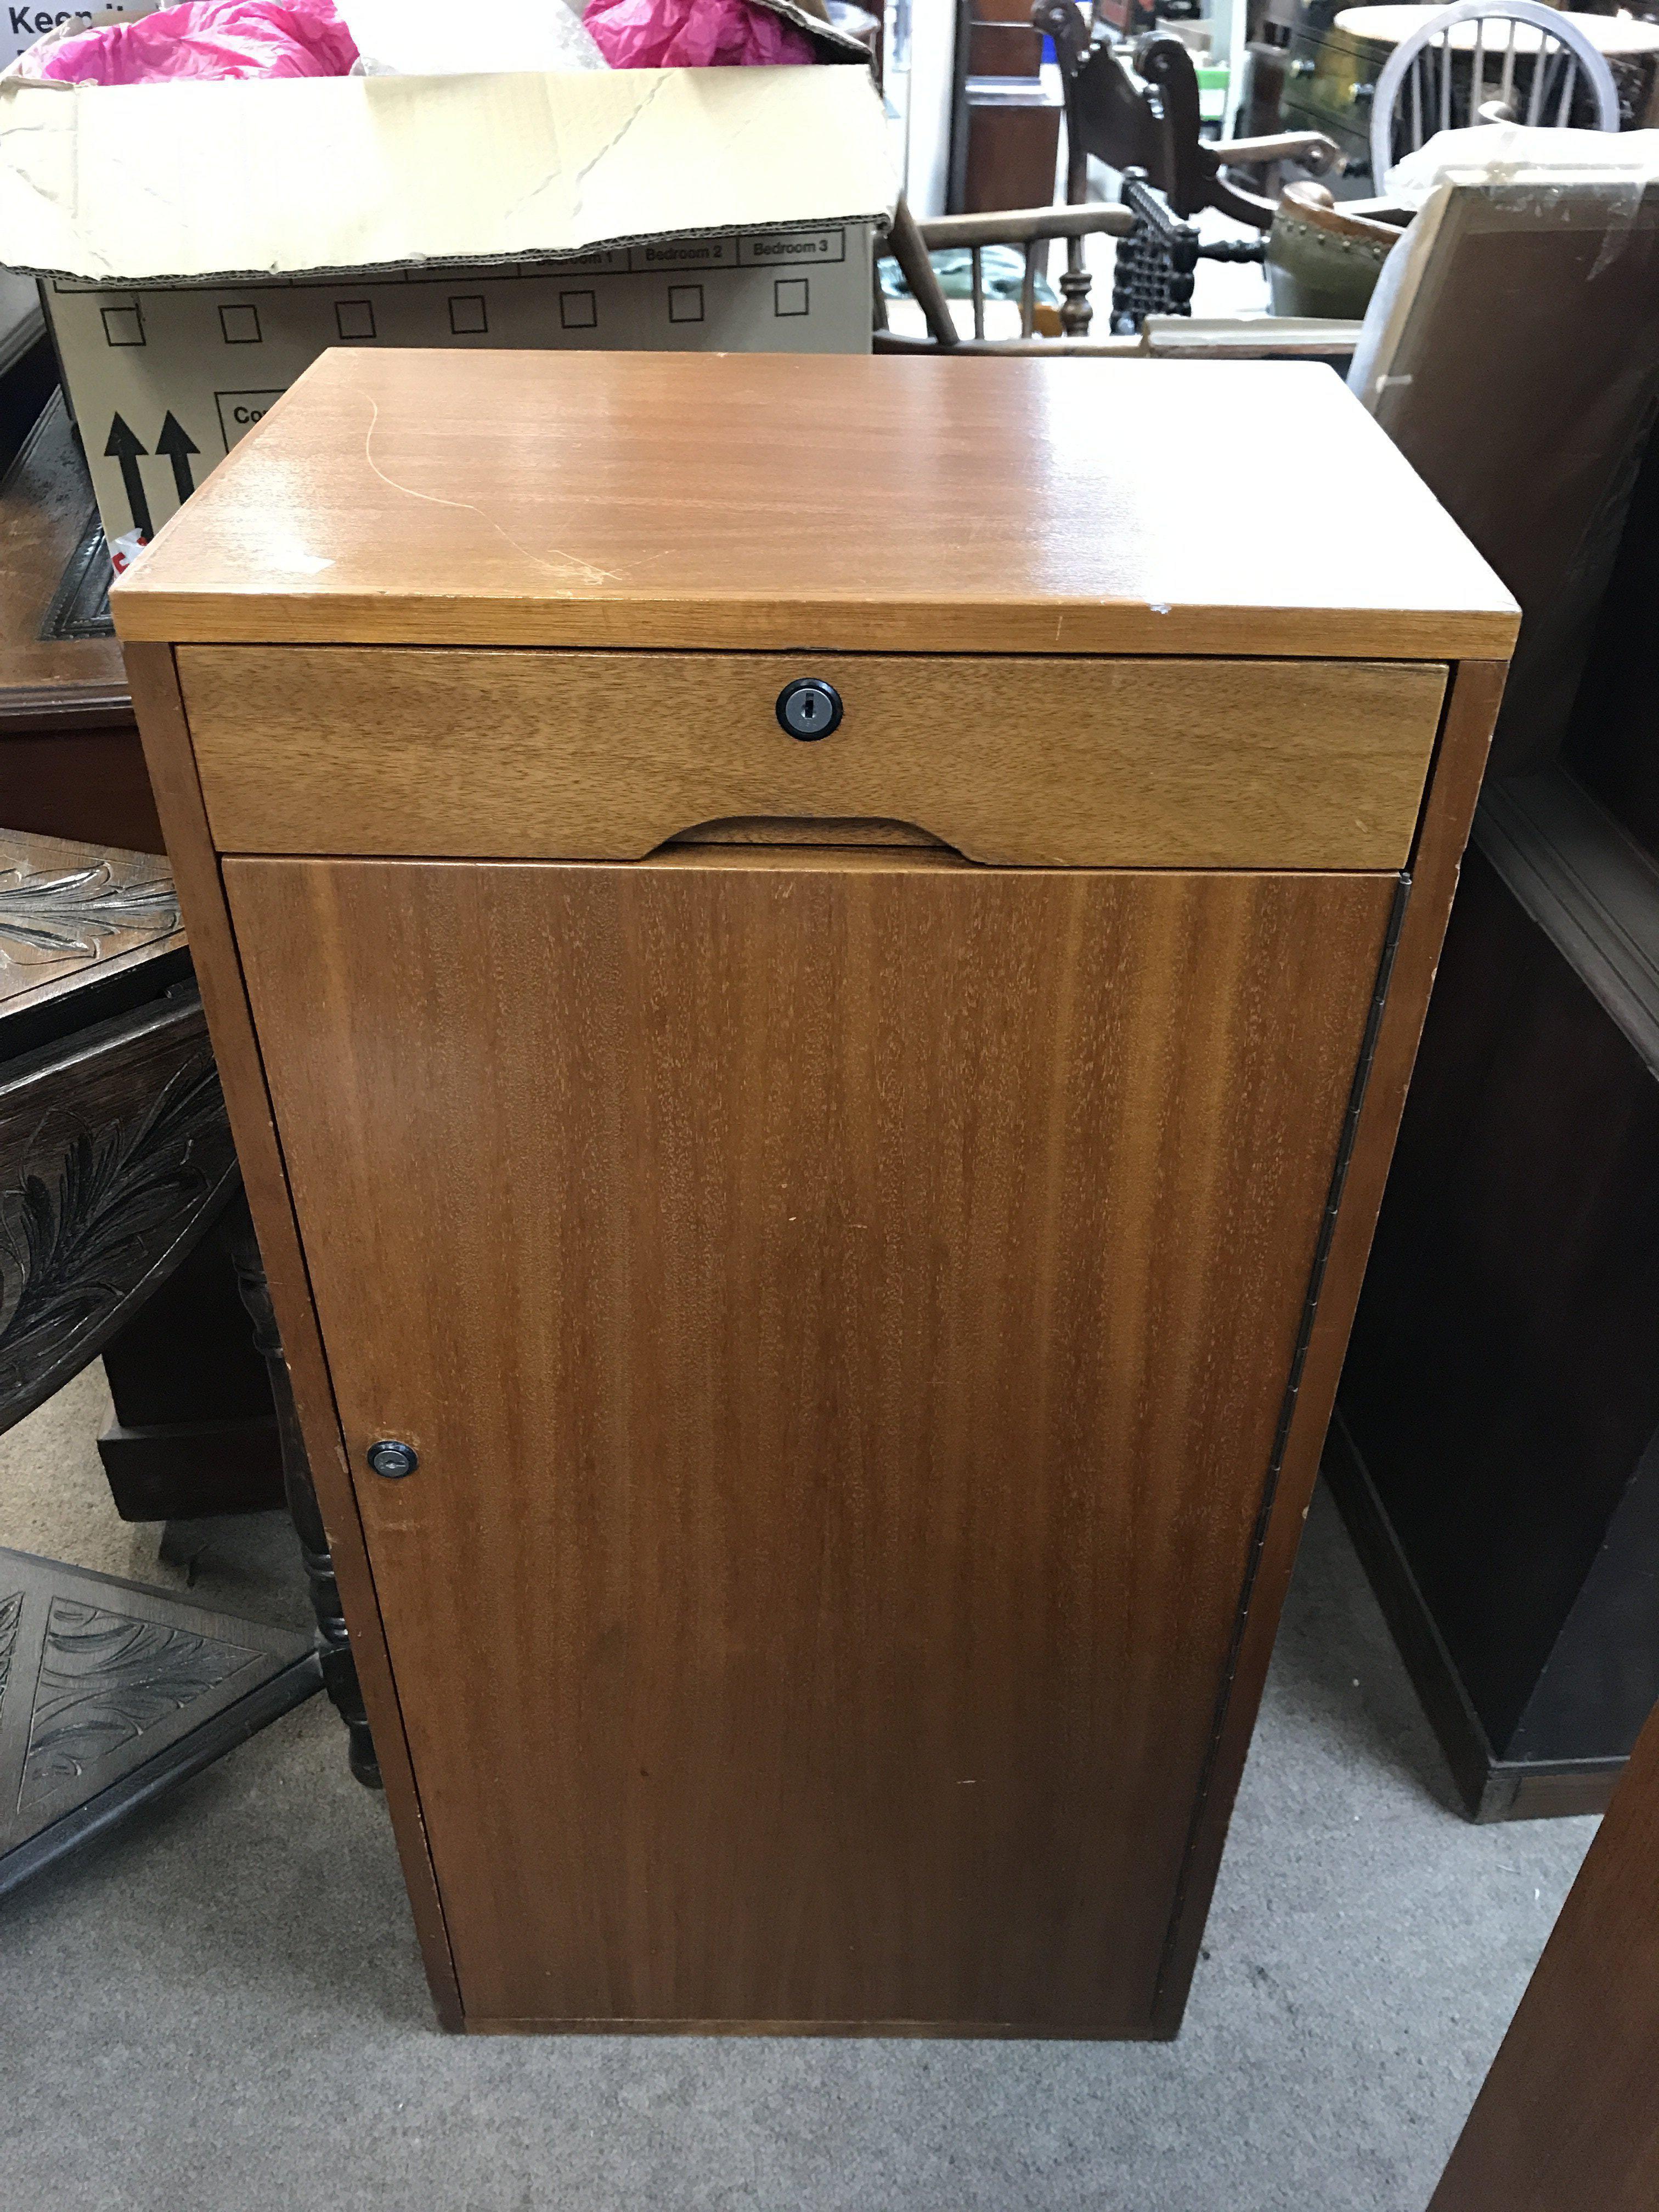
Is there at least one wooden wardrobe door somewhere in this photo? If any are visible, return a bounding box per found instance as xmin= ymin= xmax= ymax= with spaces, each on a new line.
xmin=225 ymin=849 xmax=1397 ymax=2033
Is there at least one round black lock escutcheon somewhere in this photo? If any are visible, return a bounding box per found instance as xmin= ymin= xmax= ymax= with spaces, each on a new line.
xmin=366 ymin=1438 xmax=419 ymax=1480
xmin=776 ymin=678 xmax=843 ymax=741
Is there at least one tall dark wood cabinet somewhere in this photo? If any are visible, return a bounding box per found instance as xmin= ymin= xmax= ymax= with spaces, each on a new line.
xmin=1331 ymin=419 xmax=1659 ymax=1820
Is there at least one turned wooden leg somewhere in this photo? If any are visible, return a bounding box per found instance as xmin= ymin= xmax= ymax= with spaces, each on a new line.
xmin=1059 ymin=244 xmax=1094 ymax=338
xmin=225 ymin=1195 xmax=381 ymax=1788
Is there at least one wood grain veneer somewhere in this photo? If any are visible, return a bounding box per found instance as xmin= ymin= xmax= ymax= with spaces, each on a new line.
xmin=1150 ymin=657 xmax=1508 ymax=2029
xmin=122 ymin=639 xmax=464 ymax=2030
xmin=111 ymin=352 xmax=1516 ymax=2040
xmin=224 ymin=848 xmax=1396 ymax=2033
xmin=1430 ymin=1686 xmax=1659 ymax=2211
xmin=110 ymin=352 xmax=1517 ymax=661
xmin=180 ymin=647 xmax=1447 ymax=870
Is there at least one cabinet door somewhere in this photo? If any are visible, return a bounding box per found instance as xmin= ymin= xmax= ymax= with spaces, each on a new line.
xmin=227 ymin=848 xmax=1396 ymax=2033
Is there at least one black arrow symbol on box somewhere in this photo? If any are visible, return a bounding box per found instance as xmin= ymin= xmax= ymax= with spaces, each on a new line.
xmin=104 ymin=415 xmax=152 ymax=540
xmin=156 ymin=411 xmax=199 ymax=504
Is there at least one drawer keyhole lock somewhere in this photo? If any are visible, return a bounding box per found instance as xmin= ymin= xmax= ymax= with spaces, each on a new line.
xmin=367 ymin=1438 xmax=419 ymax=1480
xmin=776 ymin=678 xmax=843 ymax=741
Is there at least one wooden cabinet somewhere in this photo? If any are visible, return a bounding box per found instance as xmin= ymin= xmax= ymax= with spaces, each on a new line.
xmin=112 ymin=349 xmax=1516 ymax=2036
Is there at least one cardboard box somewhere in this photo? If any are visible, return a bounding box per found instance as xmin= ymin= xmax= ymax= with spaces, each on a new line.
xmin=0 ymin=35 xmax=894 ymax=543
xmin=2 ymin=1 xmax=138 ymax=72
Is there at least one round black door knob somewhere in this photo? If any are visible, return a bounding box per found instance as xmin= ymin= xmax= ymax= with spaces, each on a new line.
xmin=366 ymin=1438 xmax=419 ymax=1480
xmin=776 ymin=678 xmax=843 ymax=741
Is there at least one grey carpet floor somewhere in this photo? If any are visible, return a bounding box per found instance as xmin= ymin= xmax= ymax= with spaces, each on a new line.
xmin=0 ymin=1368 xmax=1595 ymax=2212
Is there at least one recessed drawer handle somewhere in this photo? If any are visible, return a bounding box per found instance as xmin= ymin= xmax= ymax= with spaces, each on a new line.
xmin=776 ymin=679 xmax=843 ymax=741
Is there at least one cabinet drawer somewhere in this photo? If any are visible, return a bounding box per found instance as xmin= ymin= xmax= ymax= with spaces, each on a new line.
xmin=178 ymin=646 xmax=1447 ymax=868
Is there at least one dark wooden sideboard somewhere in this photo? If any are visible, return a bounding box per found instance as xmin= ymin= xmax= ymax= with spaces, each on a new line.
xmin=112 ymin=347 xmax=1515 ymax=2036
xmin=0 ymin=394 xmax=159 ymax=855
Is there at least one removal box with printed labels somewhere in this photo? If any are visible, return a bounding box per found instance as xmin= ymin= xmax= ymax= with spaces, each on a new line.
xmin=0 ymin=46 xmax=894 ymax=545
xmin=2 ymin=2 xmax=138 ymax=71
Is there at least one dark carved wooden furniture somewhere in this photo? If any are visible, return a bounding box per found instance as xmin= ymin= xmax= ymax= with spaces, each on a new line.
xmin=1427 ymin=1685 xmax=1659 ymax=2210
xmin=0 ymin=826 xmax=327 ymax=1895
xmin=1329 ymin=215 xmax=1659 ymax=1819
xmin=0 ymin=390 xmax=296 ymax=1525
xmin=1106 ymin=164 xmax=1272 ymax=327
xmin=0 ymin=392 xmax=158 ymax=856
xmin=98 ymin=1207 xmax=283 ymax=1522
xmin=0 ymin=1546 xmax=309 ymax=1898
xmin=1242 ymin=0 xmax=1302 ymax=140
xmin=0 ymin=834 xmax=220 ymax=1422
xmin=1037 ymin=2 xmax=1341 ymax=325
xmin=114 ymin=345 xmax=1514 ymax=2034
xmin=1279 ymin=0 xmax=1410 ymax=192
xmin=1042 ymin=8 xmax=1340 ymax=220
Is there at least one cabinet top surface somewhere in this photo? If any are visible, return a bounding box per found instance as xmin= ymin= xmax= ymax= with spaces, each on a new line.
xmin=111 ymin=349 xmax=1517 ymax=659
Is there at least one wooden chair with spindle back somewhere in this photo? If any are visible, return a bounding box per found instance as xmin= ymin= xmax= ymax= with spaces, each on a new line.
xmin=876 ymin=199 xmax=1136 ymax=347
xmin=1369 ymin=0 xmax=1620 ymax=187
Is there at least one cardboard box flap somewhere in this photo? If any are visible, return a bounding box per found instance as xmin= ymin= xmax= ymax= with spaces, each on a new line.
xmin=0 ymin=63 xmax=895 ymax=283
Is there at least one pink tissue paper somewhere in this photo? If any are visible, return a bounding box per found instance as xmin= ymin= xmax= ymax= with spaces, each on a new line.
xmin=24 ymin=0 xmax=359 ymax=85
xmin=586 ymin=0 xmax=817 ymax=69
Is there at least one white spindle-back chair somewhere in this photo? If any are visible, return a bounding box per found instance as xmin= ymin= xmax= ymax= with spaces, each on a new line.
xmin=1370 ymin=0 xmax=1621 ymax=187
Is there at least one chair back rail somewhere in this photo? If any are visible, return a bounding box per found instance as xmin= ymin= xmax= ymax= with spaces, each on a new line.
xmin=884 ymin=199 xmax=1133 ymax=345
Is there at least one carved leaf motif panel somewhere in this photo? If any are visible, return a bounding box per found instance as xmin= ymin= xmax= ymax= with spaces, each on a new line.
xmin=0 ymin=1034 xmax=237 ymax=1419
xmin=20 ymin=1598 xmax=259 ymax=1809
xmin=0 ymin=1549 xmax=318 ymax=1885
xmin=0 ymin=859 xmax=178 ymax=967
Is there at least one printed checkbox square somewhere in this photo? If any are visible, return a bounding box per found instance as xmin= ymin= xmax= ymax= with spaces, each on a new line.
xmin=774 ymin=278 xmax=810 ymax=318
xmin=559 ymin=290 xmax=598 ymax=331
xmin=668 ymin=283 xmax=705 ymax=324
xmin=335 ymin=300 xmax=376 ymax=341
xmin=218 ymin=303 xmax=262 ymax=345
xmin=101 ymin=304 xmax=145 ymax=348
xmin=449 ymin=295 xmax=488 ymax=335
